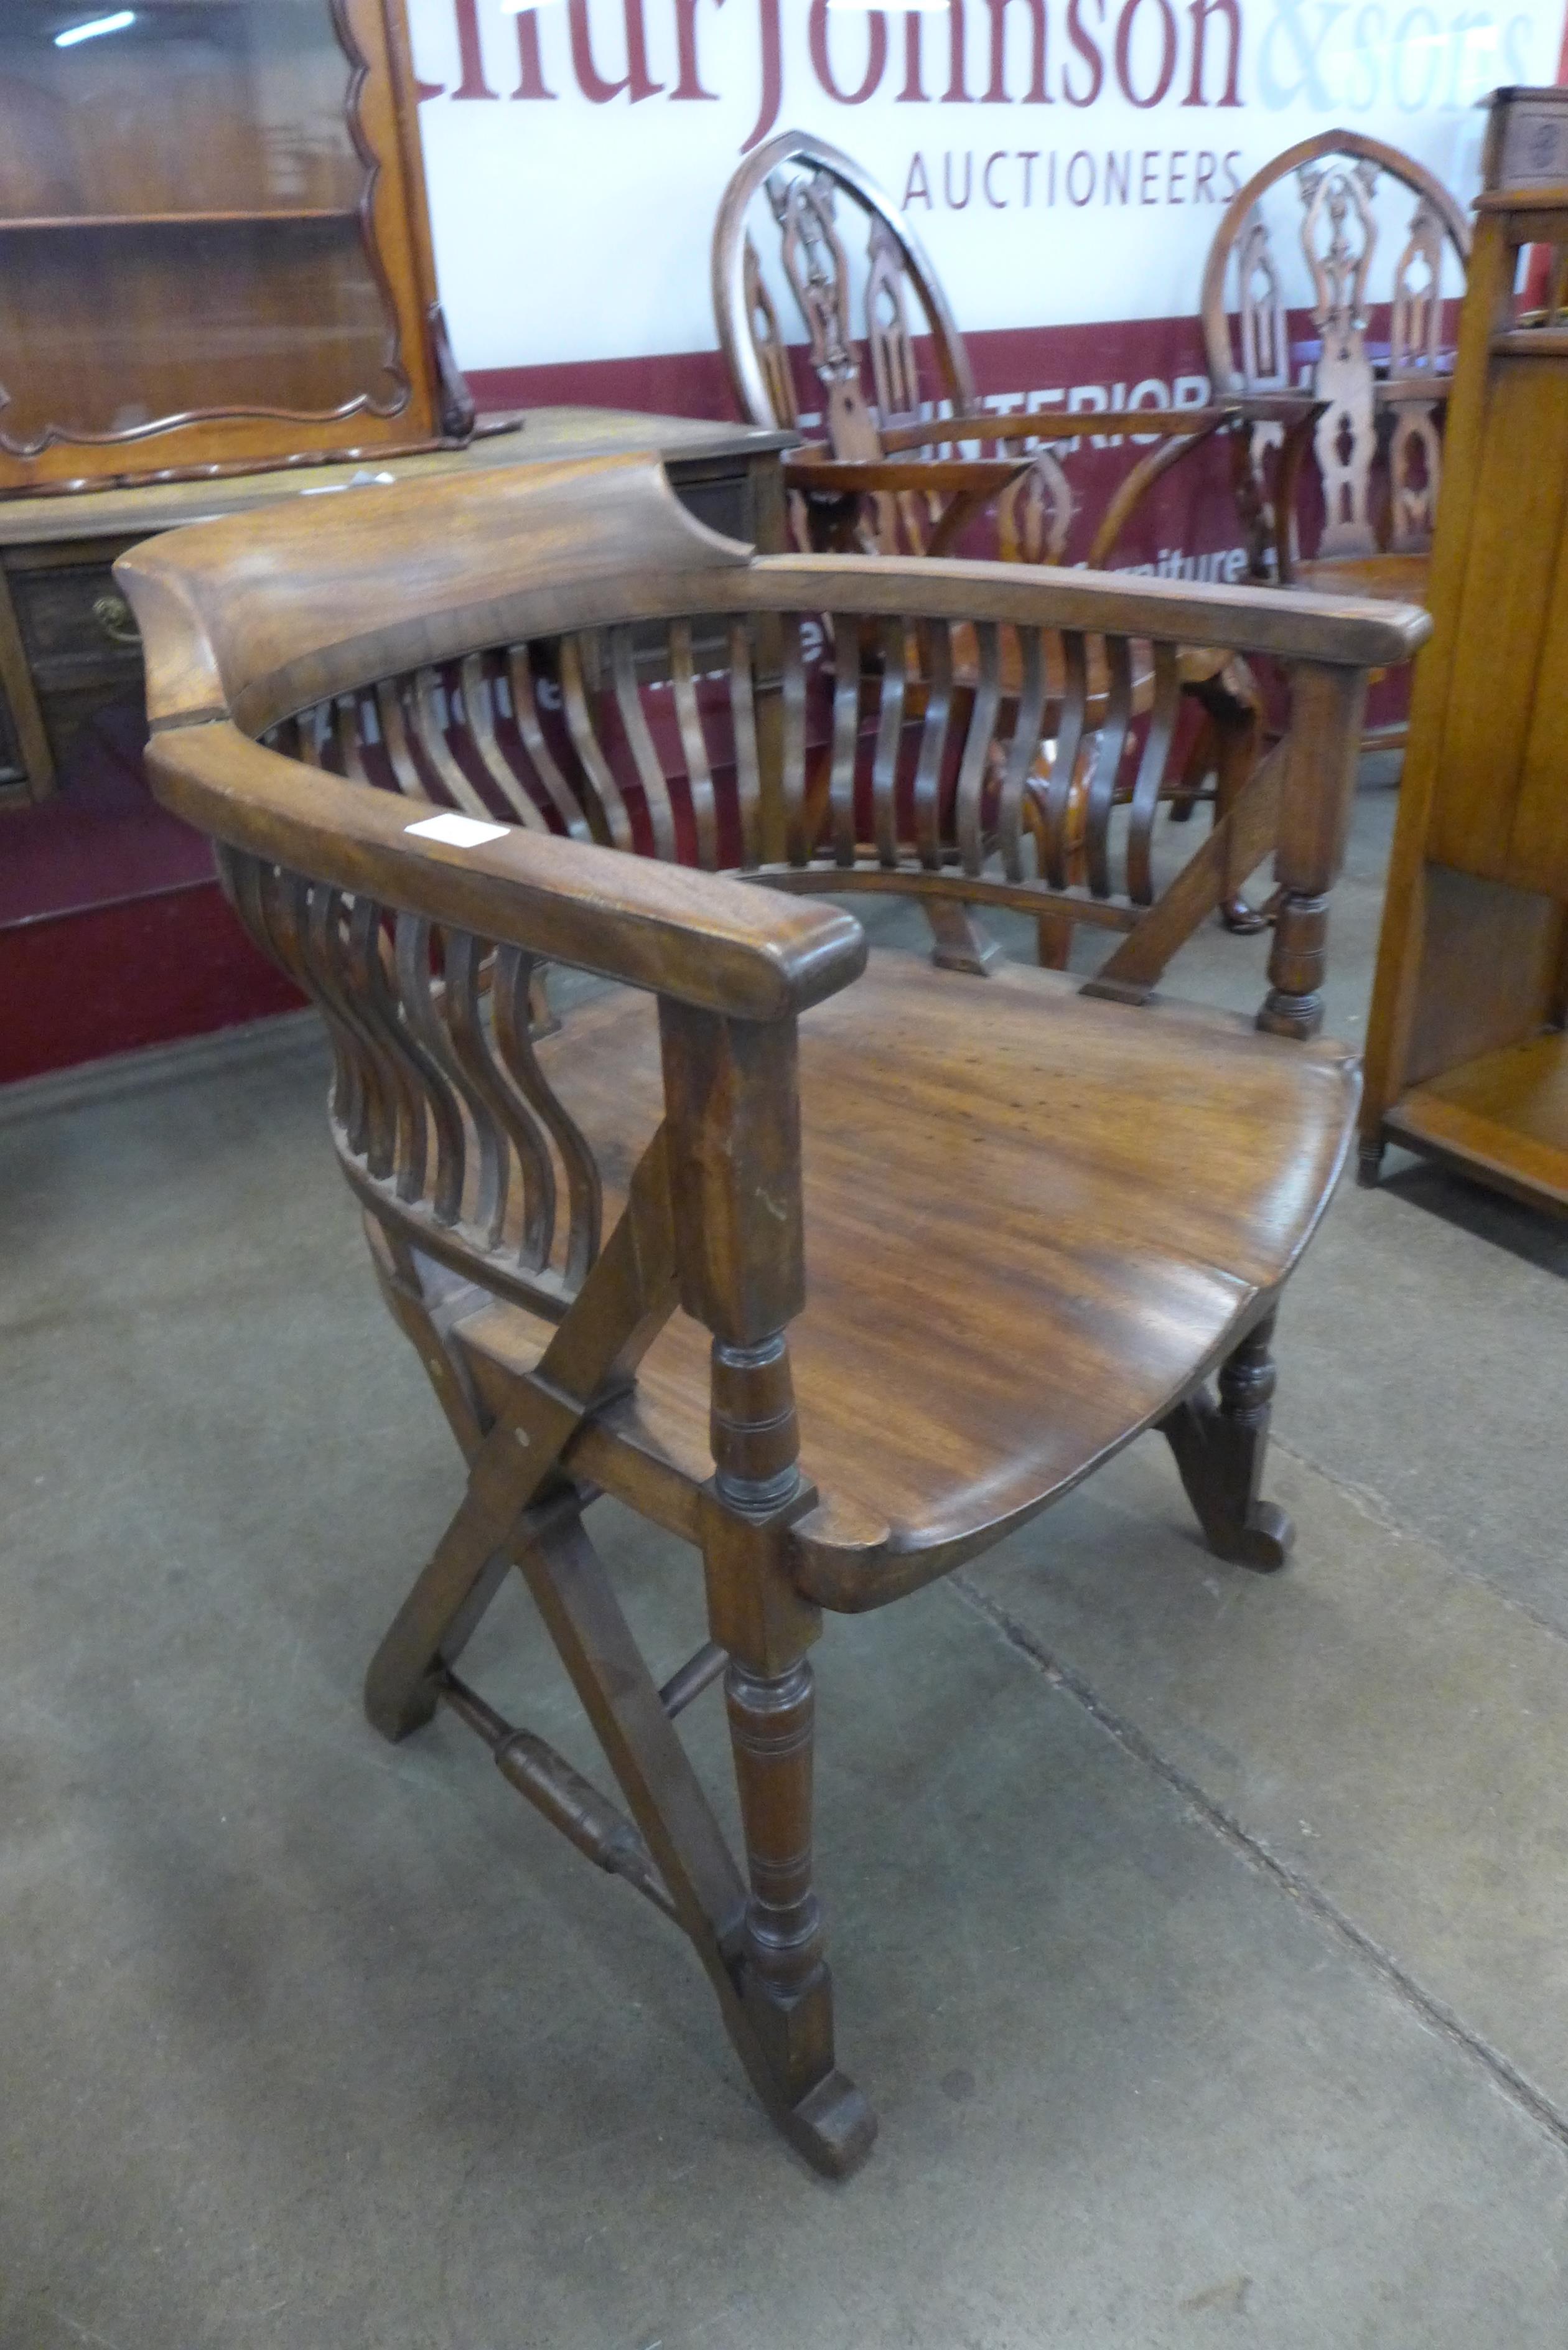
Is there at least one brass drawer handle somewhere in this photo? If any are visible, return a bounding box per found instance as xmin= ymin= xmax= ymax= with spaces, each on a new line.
xmin=92 ymin=592 xmax=141 ymax=648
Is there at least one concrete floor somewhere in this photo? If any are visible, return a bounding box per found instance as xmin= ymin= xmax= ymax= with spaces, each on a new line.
xmin=4 ymin=790 xmax=1568 ymax=2347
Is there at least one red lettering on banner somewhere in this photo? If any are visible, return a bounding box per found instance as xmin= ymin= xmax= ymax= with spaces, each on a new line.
xmin=897 ymin=6 xmax=972 ymax=102
xmin=513 ymin=13 xmax=557 ymax=100
xmin=419 ymin=0 xmax=1254 ymax=142
xmin=451 ymin=0 xmax=497 ymax=98
xmin=1116 ymin=0 xmax=1179 ymax=106
xmin=1064 ymin=0 xmax=1106 ymax=104
xmin=568 ymin=0 xmax=662 ymax=103
xmin=742 ymin=0 xmax=783 ymax=148
xmin=672 ymin=0 xmax=719 ymax=98
xmin=1183 ymin=0 xmax=1243 ymax=103
xmin=982 ymin=0 xmax=1052 ymax=101
xmin=809 ymin=0 xmax=888 ymax=104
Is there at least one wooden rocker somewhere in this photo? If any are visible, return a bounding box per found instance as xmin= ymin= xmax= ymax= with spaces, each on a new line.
xmin=118 ymin=456 xmax=1427 ymax=2176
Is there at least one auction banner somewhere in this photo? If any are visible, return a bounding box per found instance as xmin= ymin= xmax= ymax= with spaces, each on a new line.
xmin=408 ymin=0 xmax=1567 ymax=566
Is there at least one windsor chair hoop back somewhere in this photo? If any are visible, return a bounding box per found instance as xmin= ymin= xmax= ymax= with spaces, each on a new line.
xmin=117 ymin=454 xmax=1428 ymax=2178
xmin=1200 ymin=128 xmax=1472 ymax=597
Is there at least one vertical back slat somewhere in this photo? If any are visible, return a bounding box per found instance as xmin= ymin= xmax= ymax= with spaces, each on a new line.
xmin=727 ymin=617 xmax=764 ymax=869
xmin=610 ymin=626 xmax=678 ymax=861
xmin=561 ymin=633 xmax=634 ymax=852
xmin=458 ymin=653 xmax=549 ymax=830
xmin=506 ymin=645 xmax=594 ymax=841
xmin=443 ymin=932 xmax=557 ymax=1269
xmin=296 ymin=701 xmax=330 ymax=769
xmin=376 ymin=678 xmax=432 ymax=802
xmin=298 ymin=879 xmax=379 ymax=1163
xmin=380 ymin=913 xmax=467 ymax=1225
xmin=670 ymin=620 xmax=719 ymax=870
xmin=778 ymin=613 xmax=809 ymax=866
xmin=910 ymin=620 xmax=954 ymax=871
xmin=1040 ymin=632 xmax=1090 ymax=889
xmin=1084 ymin=637 xmax=1134 ymax=899
xmin=996 ymin=627 xmax=1049 ymax=884
xmin=828 ymin=613 xmax=863 ymax=868
xmin=340 ymin=897 xmax=429 ymax=1202
xmin=334 ymin=694 xmax=371 ymax=785
xmin=396 ymin=915 xmax=504 ymax=1242
xmin=1125 ymin=642 xmax=1182 ymax=906
xmin=953 ymin=620 xmax=1002 ymax=876
xmin=871 ymin=616 xmax=909 ymax=867
xmin=413 ymin=667 xmax=492 ymax=820
xmin=492 ymin=946 xmax=602 ymax=1285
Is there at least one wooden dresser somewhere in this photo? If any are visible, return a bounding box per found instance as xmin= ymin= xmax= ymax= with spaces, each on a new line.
xmin=0 ymin=409 xmax=793 ymax=809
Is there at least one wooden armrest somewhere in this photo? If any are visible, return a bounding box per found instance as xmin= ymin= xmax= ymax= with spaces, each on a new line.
xmin=785 ymin=453 xmax=1033 ymax=498
xmin=882 ymin=396 xmax=1323 ymax=452
xmin=147 ymin=721 xmax=867 ymax=1023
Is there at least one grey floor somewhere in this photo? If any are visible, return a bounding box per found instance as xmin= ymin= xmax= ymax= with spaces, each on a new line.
xmin=6 ymin=790 xmax=1568 ymax=2348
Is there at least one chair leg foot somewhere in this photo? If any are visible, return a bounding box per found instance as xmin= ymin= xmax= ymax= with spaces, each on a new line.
xmin=924 ymin=897 xmax=1003 ymax=975
xmin=777 ymin=2064 xmax=879 ymax=2178
xmin=1357 ymin=1137 xmax=1386 ymax=1187
xmin=364 ymin=1660 xmax=442 ymax=1743
xmin=1160 ymin=1311 xmax=1294 ymax=1573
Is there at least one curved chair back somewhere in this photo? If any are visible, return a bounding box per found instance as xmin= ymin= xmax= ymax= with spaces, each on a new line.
xmin=1200 ymin=131 xmax=1471 ymax=564
xmin=714 ymin=128 xmax=974 ymax=452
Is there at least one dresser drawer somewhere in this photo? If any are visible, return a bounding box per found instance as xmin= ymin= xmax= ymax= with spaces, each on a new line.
xmin=6 ymin=555 xmax=144 ymax=688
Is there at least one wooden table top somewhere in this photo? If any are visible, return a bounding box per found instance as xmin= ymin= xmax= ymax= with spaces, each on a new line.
xmin=0 ymin=409 xmax=798 ymax=548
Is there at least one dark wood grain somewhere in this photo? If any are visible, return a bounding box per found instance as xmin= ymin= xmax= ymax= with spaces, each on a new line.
xmin=118 ymin=452 xmax=1422 ymax=2175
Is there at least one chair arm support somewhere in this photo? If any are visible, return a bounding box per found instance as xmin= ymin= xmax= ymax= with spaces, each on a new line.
xmin=146 ymin=720 xmax=867 ymax=1023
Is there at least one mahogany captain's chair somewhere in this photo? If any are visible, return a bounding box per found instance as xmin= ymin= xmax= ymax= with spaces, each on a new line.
xmin=714 ymin=129 xmax=1315 ymax=950
xmin=118 ymin=454 xmax=1428 ymax=2178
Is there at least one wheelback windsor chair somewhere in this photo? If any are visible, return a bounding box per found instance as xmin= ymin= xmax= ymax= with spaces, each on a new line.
xmin=118 ymin=456 xmax=1427 ymax=2175
xmin=1201 ymin=129 xmax=1470 ymax=756
xmin=713 ymin=129 xmax=1316 ymax=951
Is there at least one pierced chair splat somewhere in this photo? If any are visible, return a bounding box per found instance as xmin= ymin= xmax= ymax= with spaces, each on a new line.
xmin=1201 ymin=131 xmax=1471 ymax=612
xmin=118 ymin=453 xmax=1429 ymax=2178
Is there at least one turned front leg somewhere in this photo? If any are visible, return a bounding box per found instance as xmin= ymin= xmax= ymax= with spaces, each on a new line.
xmin=662 ymin=1003 xmax=875 ymax=2174
xmin=726 ymin=1649 xmax=834 ymax=2101
xmin=708 ymin=1332 xmax=838 ymax=2109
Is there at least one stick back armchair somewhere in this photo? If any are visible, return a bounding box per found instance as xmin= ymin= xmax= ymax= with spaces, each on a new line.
xmin=118 ymin=457 xmax=1427 ymax=2176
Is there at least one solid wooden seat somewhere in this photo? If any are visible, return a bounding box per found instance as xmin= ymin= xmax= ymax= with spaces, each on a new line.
xmin=457 ymin=956 xmax=1358 ymax=1591
xmin=115 ymin=453 xmax=1427 ymax=2180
